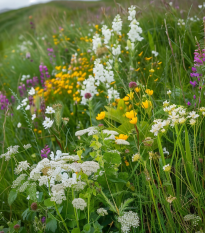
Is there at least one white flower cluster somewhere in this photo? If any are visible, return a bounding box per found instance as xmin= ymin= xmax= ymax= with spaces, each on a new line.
xmin=112 ymin=44 xmax=121 ymax=56
xmin=75 ymin=126 xmax=98 ymax=137
xmin=45 ymin=106 xmax=55 ymax=114
xmin=112 ymin=14 xmax=122 ymax=35
xmin=27 ymin=151 xmax=100 ymax=204
xmin=92 ymin=34 xmax=102 ymax=54
xmin=80 ymin=75 xmax=98 ymax=105
xmin=97 ymin=208 xmax=108 ymax=216
xmin=28 ymin=87 xmax=35 ymax=96
xmin=81 ymin=161 xmax=100 ymax=176
xmin=102 ymin=25 xmax=112 ymax=44
xmin=21 ymin=74 xmax=30 ymax=81
xmin=177 ymin=19 xmax=185 ymax=27
xmin=14 ymin=161 xmax=30 ymax=174
xmin=72 ymin=198 xmax=87 ymax=210
xmin=108 ymin=87 xmax=120 ymax=101
xmin=115 ymin=139 xmax=130 ymax=145
xmin=93 ymin=59 xmax=115 ymax=86
xmin=12 ymin=174 xmax=27 ymax=189
xmin=18 ymin=181 xmax=29 ymax=192
xmin=184 ymin=214 xmax=201 ymax=226
xmin=118 ymin=211 xmax=140 ymax=233
xmin=150 ymin=103 xmax=204 ymax=136
xmin=23 ymin=144 xmax=32 ymax=150
xmin=188 ymin=16 xmax=200 ymax=22
xmin=17 ymin=97 xmax=30 ymax=111
xmin=127 ymin=18 xmax=143 ymax=43
xmin=103 ymin=130 xmax=119 ymax=140
xmin=42 ymin=117 xmax=54 ymax=129
xmin=128 ymin=5 xmax=136 ymax=21
xmin=198 ymin=3 xmax=205 ymax=9
xmin=0 ymin=145 xmax=20 ymax=161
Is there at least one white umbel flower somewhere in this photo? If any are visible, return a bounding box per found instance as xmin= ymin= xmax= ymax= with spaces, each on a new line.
xmin=97 ymin=208 xmax=108 ymax=216
xmin=43 ymin=117 xmax=54 ymax=129
xmin=72 ymin=198 xmax=87 ymax=210
xmin=23 ymin=144 xmax=32 ymax=150
xmin=115 ymin=139 xmax=130 ymax=145
xmin=118 ymin=211 xmax=140 ymax=233
xmin=81 ymin=161 xmax=100 ymax=176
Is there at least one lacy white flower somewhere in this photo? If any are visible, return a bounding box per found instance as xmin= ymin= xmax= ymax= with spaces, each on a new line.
xmin=12 ymin=174 xmax=27 ymax=188
xmin=14 ymin=161 xmax=30 ymax=174
xmin=112 ymin=14 xmax=122 ymax=35
xmin=189 ymin=119 xmax=196 ymax=125
xmin=75 ymin=126 xmax=98 ymax=136
xmin=97 ymin=208 xmax=108 ymax=216
xmin=103 ymin=130 xmax=119 ymax=135
xmin=17 ymin=122 xmax=22 ymax=128
xmin=72 ymin=198 xmax=87 ymax=210
xmin=32 ymin=114 xmax=36 ymax=120
xmin=73 ymin=181 xmax=86 ymax=192
xmin=23 ymin=144 xmax=32 ymax=150
xmin=104 ymin=134 xmax=116 ymax=140
xmin=0 ymin=145 xmax=20 ymax=161
xmin=45 ymin=106 xmax=55 ymax=114
xmin=51 ymin=183 xmax=66 ymax=204
xmin=43 ymin=117 xmax=54 ymax=129
xmin=28 ymin=87 xmax=35 ymax=96
xmin=81 ymin=161 xmax=100 ymax=176
xmin=118 ymin=211 xmax=140 ymax=233
xmin=108 ymin=87 xmax=120 ymax=100
xmin=187 ymin=111 xmax=199 ymax=119
xmin=178 ymin=19 xmax=185 ymax=27
xmin=167 ymin=90 xmax=171 ymax=95
xmin=166 ymin=195 xmax=176 ymax=203
xmin=18 ymin=181 xmax=29 ymax=192
xmin=115 ymin=139 xmax=130 ymax=145
xmin=112 ymin=44 xmax=121 ymax=56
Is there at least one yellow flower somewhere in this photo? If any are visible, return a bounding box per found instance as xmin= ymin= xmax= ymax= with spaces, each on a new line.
xmin=145 ymin=89 xmax=153 ymax=96
xmin=125 ymin=110 xmax=137 ymax=119
xmin=71 ymin=112 xmax=74 ymax=116
xmin=163 ymin=164 xmax=171 ymax=172
xmin=142 ymin=100 xmax=152 ymax=109
xmin=34 ymin=128 xmax=37 ymax=132
xmin=38 ymin=130 xmax=42 ymax=134
xmin=149 ymin=69 xmax=155 ymax=73
xmin=129 ymin=117 xmax=138 ymax=124
xmin=138 ymin=51 xmax=143 ymax=56
xmin=96 ymin=111 xmax=105 ymax=120
xmin=127 ymin=92 xmax=134 ymax=100
xmin=135 ymin=87 xmax=141 ymax=92
xmin=115 ymin=134 xmax=128 ymax=140
xmin=123 ymin=96 xmax=129 ymax=101
xmin=154 ymin=78 xmax=158 ymax=82
xmin=125 ymin=160 xmax=129 ymax=166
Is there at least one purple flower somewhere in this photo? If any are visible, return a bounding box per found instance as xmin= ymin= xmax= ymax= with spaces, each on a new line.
xmin=84 ymin=93 xmax=92 ymax=99
xmin=187 ymin=101 xmax=191 ymax=106
xmin=41 ymin=145 xmax=50 ymax=158
xmin=193 ymin=95 xmax=196 ymax=99
xmin=129 ymin=82 xmax=137 ymax=88
xmin=41 ymin=217 xmax=46 ymax=223
xmin=190 ymin=81 xmax=197 ymax=87
xmin=192 ymin=67 xmax=197 ymax=72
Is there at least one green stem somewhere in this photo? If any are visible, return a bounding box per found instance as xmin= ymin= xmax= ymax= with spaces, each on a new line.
xmin=72 ymin=188 xmax=80 ymax=229
xmin=54 ymin=202 xmax=70 ymax=233
xmin=87 ymin=194 xmax=90 ymax=224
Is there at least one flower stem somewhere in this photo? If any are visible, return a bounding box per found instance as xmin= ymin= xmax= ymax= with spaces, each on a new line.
xmin=54 ymin=202 xmax=70 ymax=233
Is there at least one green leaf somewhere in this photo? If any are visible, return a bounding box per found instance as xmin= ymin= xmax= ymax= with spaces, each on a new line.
xmin=84 ymin=223 xmax=91 ymax=232
xmin=44 ymin=198 xmax=54 ymax=207
xmin=22 ymin=208 xmax=30 ymax=220
xmin=45 ymin=218 xmax=57 ymax=233
xmin=8 ymin=189 xmax=17 ymax=206
xmin=72 ymin=228 xmax=81 ymax=233
xmin=147 ymin=31 xmax=155 ymax=51
xmin=103 ymin=152 xmax=121 ymax=165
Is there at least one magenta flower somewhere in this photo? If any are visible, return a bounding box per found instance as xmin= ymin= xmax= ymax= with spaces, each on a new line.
xmin=84 ymin=93 xmax=92 ymax=99
xmin=129 ymin=82 xmax=137 ymax=88
xmin=41 ymin=145 xmax=50 ymax=158
xmin=187 ymin=101 xmax=191 ymax=106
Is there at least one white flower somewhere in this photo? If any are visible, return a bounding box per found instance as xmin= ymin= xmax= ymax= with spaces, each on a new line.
xmin=112 ymin=14 xmax=122 ymax=35
xmin=108 ymin=87 xmax=120 ymax=100
xmin=118 ymin=211 xmax=140 ymax=233
xmin=23 ymin=144 xmax=32 ymax=150
xmin=163 ymin=147 xmax=169 ymax=155
xmin=92 ymin=34 xmax=102 ymax=54
xmin=167 ymin=90 xmax=171 ymax=95
xmin=178 ymin=19 xmax=185 ymax=26
xmin=12 ymin=174 xmax=27 ymax=188
xmin=25 ymin=105 xmax=30 ymax=110
xmin=152 ymin=51 xmax=159 ymax=57
xmin=190 ymin=119 xmax=196 ymax=125
xmin=51 ymin=184 xmax=66 ymax=204
xmin=198 ymin=5 xmax=202 ymax=8
xmin=81 ymin=161 xmax=100 ymax=176
xmin=72 ymin=198 xmax=87 ymax=210
xmin=169 ymin=2 xmax=173 ymax=6
xmin=17 ymin=105 xmax=22 ymax=110
xmin=32 ymin=114 xmax=36 ymax=120
xmin=115 ymin=139 xmax=130 ymax=145
xmin=14 ymin=161 xmax=30 ymax=174
xmin=17 ymin=122 xmax=22 ymax=128
xmin=127 ymin=19 xmax=143 ymax=43
xmin=97 ymin=208 xmax=108 ymax=216
xmin=45 ymin=106 xmax=55 ymax=114
xmin=187 ymin=111 xmax=199 ymax=119
xmin=103 ymin=130 xmax=119 ymax=135
xmin=112 ymin=44 xmax=121 ymax=56
xmin=28 ymin=87 xmax=35 ymax=96
xmin=102 ymin=25 xmax=111 ymax=44
xmin=43 ymin=117 xmax=54 ymax=129
xmin=104 ymin=134 xmax=116 ymax=140
xmin=128 ymin=5 xmax=136 ymax=21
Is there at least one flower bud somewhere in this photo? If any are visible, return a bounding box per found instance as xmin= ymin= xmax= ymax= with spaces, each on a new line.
xmin=31 ymin=202 xmax=38 ymax=211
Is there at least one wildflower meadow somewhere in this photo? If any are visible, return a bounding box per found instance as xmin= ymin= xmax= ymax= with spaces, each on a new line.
xmin=1 ymin=0 xmax=205 ymax=232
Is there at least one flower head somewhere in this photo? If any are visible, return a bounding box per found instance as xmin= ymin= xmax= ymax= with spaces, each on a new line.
xmin=163 ymin=164 xmax=171 ymax=172
xmin=125 ymin=110 xmax=137 ymax=119
xmin=96 ymin=111 xmax=105 ymax=120
xmin=84 ymin=93 xmax=92 ymax=99
xmin=129 ymin=117 xmax=138 ymax=124
xmin=129 ymin=82 xmax=137 ymax=88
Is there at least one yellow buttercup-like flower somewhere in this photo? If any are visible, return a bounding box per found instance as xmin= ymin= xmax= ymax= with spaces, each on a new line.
xmin=135 ymin=87 xmax=141 ymax=92
xmin=96 ymin=111 xmax=105 ymax=120
xmin=129 ymin=117 xmax=138 ymax=124
xmin=123 ymin=96 xmax=129 ymax=101
xmin=142 ymin=100 xmax=152 ymax=109
xmin=149 ymin=69 xmax=155 ymax=73
xmin=127 ymin=92 xmax=134 ymax=100
xmin=115 ymin=134 xmax=128 ymax=140
xmin=145 ymin=89 xmax=153 ymax=96
xmin=125 ymin=110 xmax=137 ymax=119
